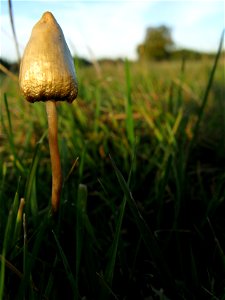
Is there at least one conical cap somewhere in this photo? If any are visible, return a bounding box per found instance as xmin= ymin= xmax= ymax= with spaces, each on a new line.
xmin=19 ymin=11 xmax=78 ymax=103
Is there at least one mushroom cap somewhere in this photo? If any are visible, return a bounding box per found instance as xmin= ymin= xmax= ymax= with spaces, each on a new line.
xmin=19 ymin=11 xmax=78 ymax=103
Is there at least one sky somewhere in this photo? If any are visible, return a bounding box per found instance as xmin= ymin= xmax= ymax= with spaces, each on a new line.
xmin=0 ymin=0 xmax=224 ymax=62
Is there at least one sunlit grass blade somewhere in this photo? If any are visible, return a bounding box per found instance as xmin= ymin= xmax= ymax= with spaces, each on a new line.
xmin=125 ymin=59 xmax=135 ymax=147
xmin=13 ymin=198 xmax=25 ymax=247
xmin=52 ymin=230 xmax=77 ymax=299
xmin=110 ymin=155 xmax=177 ymax=296
xmin=140 ymin=106 xmax=163 ymax=142
xmin=176 ymin=56 xmax=186 ymax=110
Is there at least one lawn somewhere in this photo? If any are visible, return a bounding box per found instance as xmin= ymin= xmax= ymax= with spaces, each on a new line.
xmin=0 ymin=45 xmax=225 ymax=299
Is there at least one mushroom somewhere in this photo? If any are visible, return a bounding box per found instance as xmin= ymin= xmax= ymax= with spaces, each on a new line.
xmin=19 ymin=11 xmax=78 ymax=213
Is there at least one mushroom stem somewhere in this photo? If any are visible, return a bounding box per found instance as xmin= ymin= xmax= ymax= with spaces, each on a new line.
xmin=46 ymin=100 xmax=62 ymax=213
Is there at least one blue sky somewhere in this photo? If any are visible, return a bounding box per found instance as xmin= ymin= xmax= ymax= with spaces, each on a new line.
xmin=0 ymin=0 xmax=224 ymax=62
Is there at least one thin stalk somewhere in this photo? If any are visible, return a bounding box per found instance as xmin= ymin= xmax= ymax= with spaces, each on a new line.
xmin=46 ymin=100 xmax=62 ymax=213
xmin=8 ymin=0 xmax=20 ymax=62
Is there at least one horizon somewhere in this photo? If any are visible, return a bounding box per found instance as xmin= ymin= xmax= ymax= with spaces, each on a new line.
xmin=1 ymin=0 xmax=224 ymax=63
xmin=0 ymin=46 xmax=221 ymax=65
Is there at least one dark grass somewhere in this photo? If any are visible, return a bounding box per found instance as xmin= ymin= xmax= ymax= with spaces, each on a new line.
xmin=0 ymin=35 xmax=225 ymax=299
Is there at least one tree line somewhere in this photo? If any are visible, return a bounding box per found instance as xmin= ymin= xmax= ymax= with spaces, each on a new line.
xmin=136 ymin=25 xmax=218 ymax=61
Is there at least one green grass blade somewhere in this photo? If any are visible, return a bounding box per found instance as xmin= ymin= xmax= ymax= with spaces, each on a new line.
xmin=0 ymin=210 xmax=13 ymax=300
xmin=18 ymin=215 xmax=49 ymax=298
xmin=94 ymin=87 xmax=101 ymax=133
xmin=156 ymin=154 xmax=173 ymax=226
xmin=105 ymin=197 xmax=126 ymax=283
xmin=24 ymin=131 xmax=47 ymax=215
xmin=100 ymin=154 xmax=135 ymax=299
xmin=75 ymin=183 xmax=87 ymax=297
xmin=13 ymin=198 xmax=25 ymax=248
xmin=97 ymin=272 xmax=119 ymax=300
xmin=189 ymin=245 xmax=199 ymax=289
xmin=52 ymin=230 xmax=77 ymax=299
xmin=2 ymin=93 xmax=24 ymax=173
xmin=0 ymin=182 xmax=21 ymax=300
xmin=110 ymin=155 xmax=177 ymax=296
xmin=140 ymin=106 xmax=163 ymax=142
xmin=1 ymin=179 xmax=21 ymax=251
xmin=100 ymin=197 xmax=126 ymax=300
xmin=168 ymin=81 xmax=175 ymax=113
xmin=207 ymin=218 xmax=225 ymax=269
xmin=190 ymin=29 xmax=224 ymax=150
xmin=23 ymin=213 xmax=28 ymax=294
xmin=30 ymin=175 xmax=38 ymax=220
xmin=44 ymin=255 xmax=58 ymax=298
xmin=3 ymin=93 xmax=12 ymax=134
xmin=9 ymin=179 xmax=21 ymax=247
xmin=0 ymin=162 xmax=7 ymax=226
xmin=78 ymin=145 xmax=86 ymax=182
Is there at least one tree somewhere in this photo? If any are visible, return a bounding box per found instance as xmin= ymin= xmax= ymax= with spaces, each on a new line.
xmin=137 ymin=25 xmax=174 ymax=61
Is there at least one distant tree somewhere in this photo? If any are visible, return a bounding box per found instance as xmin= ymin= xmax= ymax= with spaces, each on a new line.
xmin=137 ymin=25 xmax=174 ymax=61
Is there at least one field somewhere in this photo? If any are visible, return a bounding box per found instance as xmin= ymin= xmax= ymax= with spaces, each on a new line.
xmin=0 ymin=45 xmax=225 ymax=299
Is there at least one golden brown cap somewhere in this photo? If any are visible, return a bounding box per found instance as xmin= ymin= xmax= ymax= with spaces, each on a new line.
xmin=19 ymin=11 xmax=78 ymax=103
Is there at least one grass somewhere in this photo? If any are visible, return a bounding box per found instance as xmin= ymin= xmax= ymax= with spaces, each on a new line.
xmin=0 ymin=38 xmax=225 ymax=299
